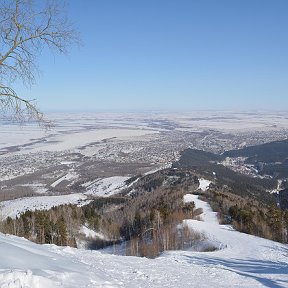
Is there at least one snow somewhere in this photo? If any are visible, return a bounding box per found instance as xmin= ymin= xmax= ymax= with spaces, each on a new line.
xmin=32 ymin=129 xmax=157 ymax=153
xmin=0 ymin=175 xmax=129 ymax=220
xmin=0 ymin=194 xmax=90 ymax=219
xmin=84 ymin=176 xmax=130 ymax=197
xmin=79 ymin=225 xmax=107 ymax=240
xmin=1 ymin=194 xmax=288 ymax=287
xmin=183 ymin=193 xmax=194 ymax=204
xmin=0 ymin=127 xmax=158 ymax=155
xmin=1 ymin=112 xmax=287 ymax=156
xmin=15 ymin=183 xmax=48 ymax=194
xmin=198 ymin=178 xmax=211 ymax=191
xmin=184 ymin=193 xmax=218 ymax=224
xmin=50 ymin=172 xmax=78 ymax=188
xmin=0 ymin=124 xmax=46 ymax=151
xmin=143 ymin=164 xmax=172 ymax=176
xmin=1 ymin=111 xmax=288 ymax=286
xmin=183 ymin=194 xmax=288 ymax=286
xmin=0 ymin=269 xmax=54 ymax=288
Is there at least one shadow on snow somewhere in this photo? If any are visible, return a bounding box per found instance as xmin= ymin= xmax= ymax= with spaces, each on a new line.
xmin=183 ymin=252 xmax=288 ymax=288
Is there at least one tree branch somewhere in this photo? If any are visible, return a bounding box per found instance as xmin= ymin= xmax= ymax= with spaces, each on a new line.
xmin=0 ymin=0 xmax=79 ymax=126
xmin=0 ymin=85 xmax=51 ymax=128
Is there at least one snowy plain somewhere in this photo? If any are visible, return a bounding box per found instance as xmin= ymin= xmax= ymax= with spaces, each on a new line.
xmin=2 ymin=111 xmax=288 ymax=153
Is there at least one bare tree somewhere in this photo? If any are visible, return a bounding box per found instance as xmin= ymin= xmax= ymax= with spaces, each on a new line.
xmin=0 ymin=0 xmax=79 ymax=125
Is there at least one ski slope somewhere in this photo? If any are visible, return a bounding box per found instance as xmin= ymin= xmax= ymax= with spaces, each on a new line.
xmin=0 ymin=196 xmax=287 ymax=287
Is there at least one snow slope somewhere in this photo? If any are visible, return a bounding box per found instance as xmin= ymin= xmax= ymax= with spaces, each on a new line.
xmin=0 ymin=194 xmax=90 ymax=219
xmin=0 ymin=192 xmax=288 ymax=287
xmin=50 ymin=172 xmax=78 ymax=188
xmin=84 ymin=176 xmax=130 ymax=197
xmin=198 ymin=178 xmax=211 ymax=191
xmin=182 ymin=194 xmax=288 ymax=287
xmin=0 ymin=176 xmax=130 ymax=220
xmin=79 ymin=225 xmax=107 ymax=240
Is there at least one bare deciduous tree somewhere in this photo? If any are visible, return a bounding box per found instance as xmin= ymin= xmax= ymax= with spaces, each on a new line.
xmin=0 ymin=0 xmax=79 ymax=125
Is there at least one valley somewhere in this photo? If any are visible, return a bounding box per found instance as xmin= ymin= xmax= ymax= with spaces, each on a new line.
xmin=0 ymin=111 xmax=288 ymax=287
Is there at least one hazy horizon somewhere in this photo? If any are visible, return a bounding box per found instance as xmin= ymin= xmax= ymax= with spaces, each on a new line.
xmin=41 ymin=108 xmax=288 ymax=114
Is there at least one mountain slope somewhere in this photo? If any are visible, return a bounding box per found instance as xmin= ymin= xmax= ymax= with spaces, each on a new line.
xmin=183 ymin=194 xmax=288 ymax=288
xmin=1 ymin=195 xmax=288 ymax=287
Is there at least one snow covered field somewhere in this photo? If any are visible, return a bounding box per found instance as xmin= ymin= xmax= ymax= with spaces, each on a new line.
xmin=0 ymin=127 xmax=158 ymax=154
xmin=171 ymin=110 xmax=288 ymax=132
xmin=0 ymin=193 xmax=287 ymax=287
xmin=0 ymin=194 xmax=90 ymax=219
xmin=0 ymin=176 xmax=135 ymax=219
xmin=83 ymin=176 xmax=130 ymax=197
xmin=1 ymin=111 xmax=288 ymax=153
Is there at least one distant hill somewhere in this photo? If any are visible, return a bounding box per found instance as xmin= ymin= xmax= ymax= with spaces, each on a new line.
xmin=174 ymin=139 xmax=288 ymax=208
xmin=223 ymin=139 xmax=288 ymax=163
xmin=173 ymin=148 xmax=223 ymax=168
xmin=223 ymin=139 xmax=288 ymax=178
xmin=173 ymin=148 xmax=276 ymax=205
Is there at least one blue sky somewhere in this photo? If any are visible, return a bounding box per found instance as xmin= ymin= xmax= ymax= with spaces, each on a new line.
xmin=19 ymin=0 xmax=288 ymax=112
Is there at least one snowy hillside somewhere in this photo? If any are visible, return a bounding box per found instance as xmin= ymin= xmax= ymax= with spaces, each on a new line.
xmin=0 ymin=194 xmax=90 ymax=219
xmin=0 ymin=176 xmax=134 ymax=219
xmin=1 ymin=195 xmax=287 ymax=287
xmin=83 ymin=176 xmax=130 ymax=197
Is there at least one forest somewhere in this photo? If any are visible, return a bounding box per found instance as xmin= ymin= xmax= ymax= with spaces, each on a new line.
xmin=1 ymin=165 xmax=288 ymax=258
xmin=224 ymin=139 xmax=288 ymax=178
